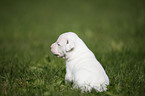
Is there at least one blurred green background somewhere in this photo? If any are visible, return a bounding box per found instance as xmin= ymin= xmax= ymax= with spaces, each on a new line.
xmin=0 ymin=0 xmax=145 ymax=96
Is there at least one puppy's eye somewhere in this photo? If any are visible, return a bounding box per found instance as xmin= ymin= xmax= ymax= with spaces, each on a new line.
xmin=67 ymin=40 xmax=69 ymax=44
xmin=58 ymin=43 xmax=61 ymax=46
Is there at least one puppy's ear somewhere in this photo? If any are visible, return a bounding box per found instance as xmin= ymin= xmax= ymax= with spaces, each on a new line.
xmin=65 ymin=39 xmax=74 ymax=52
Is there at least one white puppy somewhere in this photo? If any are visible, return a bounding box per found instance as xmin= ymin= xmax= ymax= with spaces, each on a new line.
xmin=51 ymin=32 xmax=109 ymax=92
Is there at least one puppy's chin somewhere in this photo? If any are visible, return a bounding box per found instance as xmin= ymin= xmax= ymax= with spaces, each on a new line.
xmin=57 ymin=54 xmax=66 ymax=59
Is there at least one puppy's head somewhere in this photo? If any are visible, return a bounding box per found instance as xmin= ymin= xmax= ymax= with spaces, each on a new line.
xmin=50 ymin=32 xmax=77 ymax=58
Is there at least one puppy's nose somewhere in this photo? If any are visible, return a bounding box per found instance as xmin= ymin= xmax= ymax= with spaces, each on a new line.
xmin=50 ymin=44 xmax=54 ymax=49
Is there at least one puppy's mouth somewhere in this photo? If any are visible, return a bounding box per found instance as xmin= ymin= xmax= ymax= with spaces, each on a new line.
xmin=51 ymin=50 xmax=60 ymax=57
xmin=54 ymin=54 xmax=59 ymax=57
xmin=53 ymin=53 xmax=65 ymax=58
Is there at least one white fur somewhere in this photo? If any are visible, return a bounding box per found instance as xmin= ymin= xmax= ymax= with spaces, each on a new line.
xmin=51 ymin=32 xmax=109 ymax=92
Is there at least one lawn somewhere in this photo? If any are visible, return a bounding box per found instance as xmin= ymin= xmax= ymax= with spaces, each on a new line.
xmin=0 ymin=0 xmax=145 ymax=96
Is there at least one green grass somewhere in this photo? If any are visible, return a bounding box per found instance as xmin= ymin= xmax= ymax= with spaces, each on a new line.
xmin=0 ymin=0 xmax=145 ymax=96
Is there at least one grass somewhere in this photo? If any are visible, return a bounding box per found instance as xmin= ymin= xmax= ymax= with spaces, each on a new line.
xmin=0 ymin=0 xmax=145 ymax=96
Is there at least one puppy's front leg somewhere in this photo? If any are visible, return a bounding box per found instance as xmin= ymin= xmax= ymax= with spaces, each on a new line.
xmin=65 ymin=72 xmax=72 ymax=84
